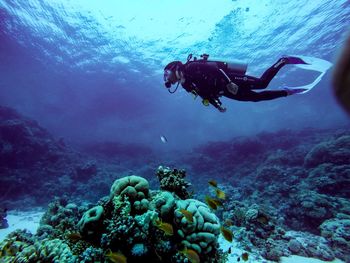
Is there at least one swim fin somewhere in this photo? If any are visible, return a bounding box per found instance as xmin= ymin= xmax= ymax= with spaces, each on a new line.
xmin=282 ymin=56 xmax=309 ymax=65
xmin=284 ymin=88 xmax=308 ymax=95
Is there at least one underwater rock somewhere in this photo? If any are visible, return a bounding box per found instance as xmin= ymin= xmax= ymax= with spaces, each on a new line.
xmin=304 ymin=135 xmax=350 ymax=168
xmin=307 ymin=163 xmax=350 ymax=198
xmin=0 ymin=106 xmax=64 ymax=169
xmin=320 ymin=218 xmax=350 ymax=262
xmin=284 ymin=231 xmax=335 ymax=261
xmin=287 ymin=239 xmax=302 ymax=253
xmin=75 ymin=161 xmax=97 ymax=181
xmin=0 ymin=106 xmax=109 ymax=208
xmin=285 ymin=190 xmax=336 ymax=233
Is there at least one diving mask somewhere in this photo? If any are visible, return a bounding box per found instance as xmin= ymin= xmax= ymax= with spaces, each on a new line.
xmin=164 ymin=69 xmax=177 ymax=88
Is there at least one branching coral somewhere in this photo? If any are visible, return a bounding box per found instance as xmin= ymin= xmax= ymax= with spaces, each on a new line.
xmin=156 ymin=166 xmax=192 ymax=199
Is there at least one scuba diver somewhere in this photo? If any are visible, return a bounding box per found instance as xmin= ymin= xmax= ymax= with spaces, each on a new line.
xmin=163 ymin=54 xmax=308 ymax=112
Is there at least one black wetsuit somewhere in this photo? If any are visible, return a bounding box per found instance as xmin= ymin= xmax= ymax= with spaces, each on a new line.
xmin=181 ymin=58 xmax=288 ymax=110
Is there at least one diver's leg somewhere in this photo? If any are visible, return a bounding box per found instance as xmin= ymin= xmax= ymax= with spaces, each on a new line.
xmin=229 ymin=71 xmax=282 ymax=90
xmin=230 ymin=74 xmax=265 ymax=90
xmin=249 ymin=90 xmax=288 ymax=101
xmin=250 ymin=56 xmax=309 ymax=90
xmin=227 ymin=89 xmax=288 ymax=101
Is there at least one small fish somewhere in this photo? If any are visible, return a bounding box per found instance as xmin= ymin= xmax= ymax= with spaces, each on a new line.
xmin=66 ymin=232 xmax=82 ymax=242
xmin=221 ymin=226 xmax=233 ymax=242
xmin=1 ymin=242 xmax=15 ymax=257
xmin=224 ymin=219 xmax=234 ymax=226
xmin=256 ymin=215 xmax=268 ymax=225
xmin=160 ymin=135 xmax=168 ymax=143
xmin=205 ymin=196 xmax=218 ymax=210
xmin=237 ymin=257 xmax=241 ymax=262
xmin=215 ymin=188 xmax=226 ymax=200
xmin=105 ymin=249 xmax=127 ymax=263
xmin=155 ymin=219 xmax=174 ymax=236
xmin=180 ymin=247 xmax=200 ymax=263
xmin=208 ymin=180 xmax=218 ymax=188
xmin=228 ymin=246 xmax=232 ymax=253
xmin=179 ymin=209 xmax=194 ymax=223
xmin=211 ymin=198 xmax=223 ymax=207
xmin=242 ymin=252 xmax=249 ymax=261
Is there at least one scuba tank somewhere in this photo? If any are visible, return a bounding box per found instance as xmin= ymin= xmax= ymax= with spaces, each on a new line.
xmin=186 ymin=53 xmax=248 ymax=75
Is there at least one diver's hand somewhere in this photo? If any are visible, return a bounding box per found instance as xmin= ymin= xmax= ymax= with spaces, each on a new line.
xmin=218 ymin=106 xmax=227 ymax=113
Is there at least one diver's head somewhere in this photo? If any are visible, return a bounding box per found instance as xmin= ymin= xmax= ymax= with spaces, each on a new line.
xmin=164 ymin=61 xmax=183 ymax=88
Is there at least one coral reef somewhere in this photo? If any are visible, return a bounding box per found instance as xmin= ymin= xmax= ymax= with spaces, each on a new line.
xmin=1 ymin=105 xmax=349 ymax=262
xmin=78 ymin=205 xmax=104 ymax=236
xmin=203 ymin=128 xmax=350 ymax=262
xmin=156 ymin=166 xmax=192 ymax=199
xmin=0 ymin=170 xmax=226 ymax=262
xmin=304 ymin=134 xmax=350 ymax=168
xmin=0 ymin=106 xmax=157 ymax=208
xmin=223 ymin=201 xmax=337 ymax=262
xmin=174 ymin=199 xmax=220 ymax=254
xmin=320 ymin=215 xmax=350 ymax=261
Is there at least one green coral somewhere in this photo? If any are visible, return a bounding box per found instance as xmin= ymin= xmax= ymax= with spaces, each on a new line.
xmin=38 ymin=198 xmax=79 ymax=238
xmin=1 ymin=231 xmax=75 ymax=263
xmin=150 ymin=191 xmax=176 ymax=219
xmin=110 ymin=175 xmax=150 ymax=214
xmin=0 ymin=169 xmax=225 ymax=263
xmin=77 ymin=205 xmax=104 ymax=236
xmin=174 ymin=199 xmax=221 ymax=255
xmin=110 ymin=175 xmax=149 ymax=200
xmin=32 ymin=238 xmax=76 ymax=262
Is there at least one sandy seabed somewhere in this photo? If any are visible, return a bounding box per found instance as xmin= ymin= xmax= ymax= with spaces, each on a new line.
xmin=0 ymin=210 xmax=44 ymax=242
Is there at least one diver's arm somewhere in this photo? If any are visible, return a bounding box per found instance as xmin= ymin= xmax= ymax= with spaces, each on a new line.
xmin=208 ymin=97 xmax=226 ymax=112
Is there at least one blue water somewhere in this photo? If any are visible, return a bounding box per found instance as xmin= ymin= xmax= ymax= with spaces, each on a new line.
xmin=0 ymin=0 xmax=349 ymax=153
xmin=1 ymin=1 xmax=350 ymax=262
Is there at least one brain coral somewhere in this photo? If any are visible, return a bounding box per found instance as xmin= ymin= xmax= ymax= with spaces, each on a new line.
xmin=110 ymin=175 xmax=149 ymax=201
xmin=149 ymin=190 xmax=176 ymax=219
xmin=174 ymin=199 xmax=220 ymax=254
xmin=77 ymin=205 xmax=104 ymax=236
